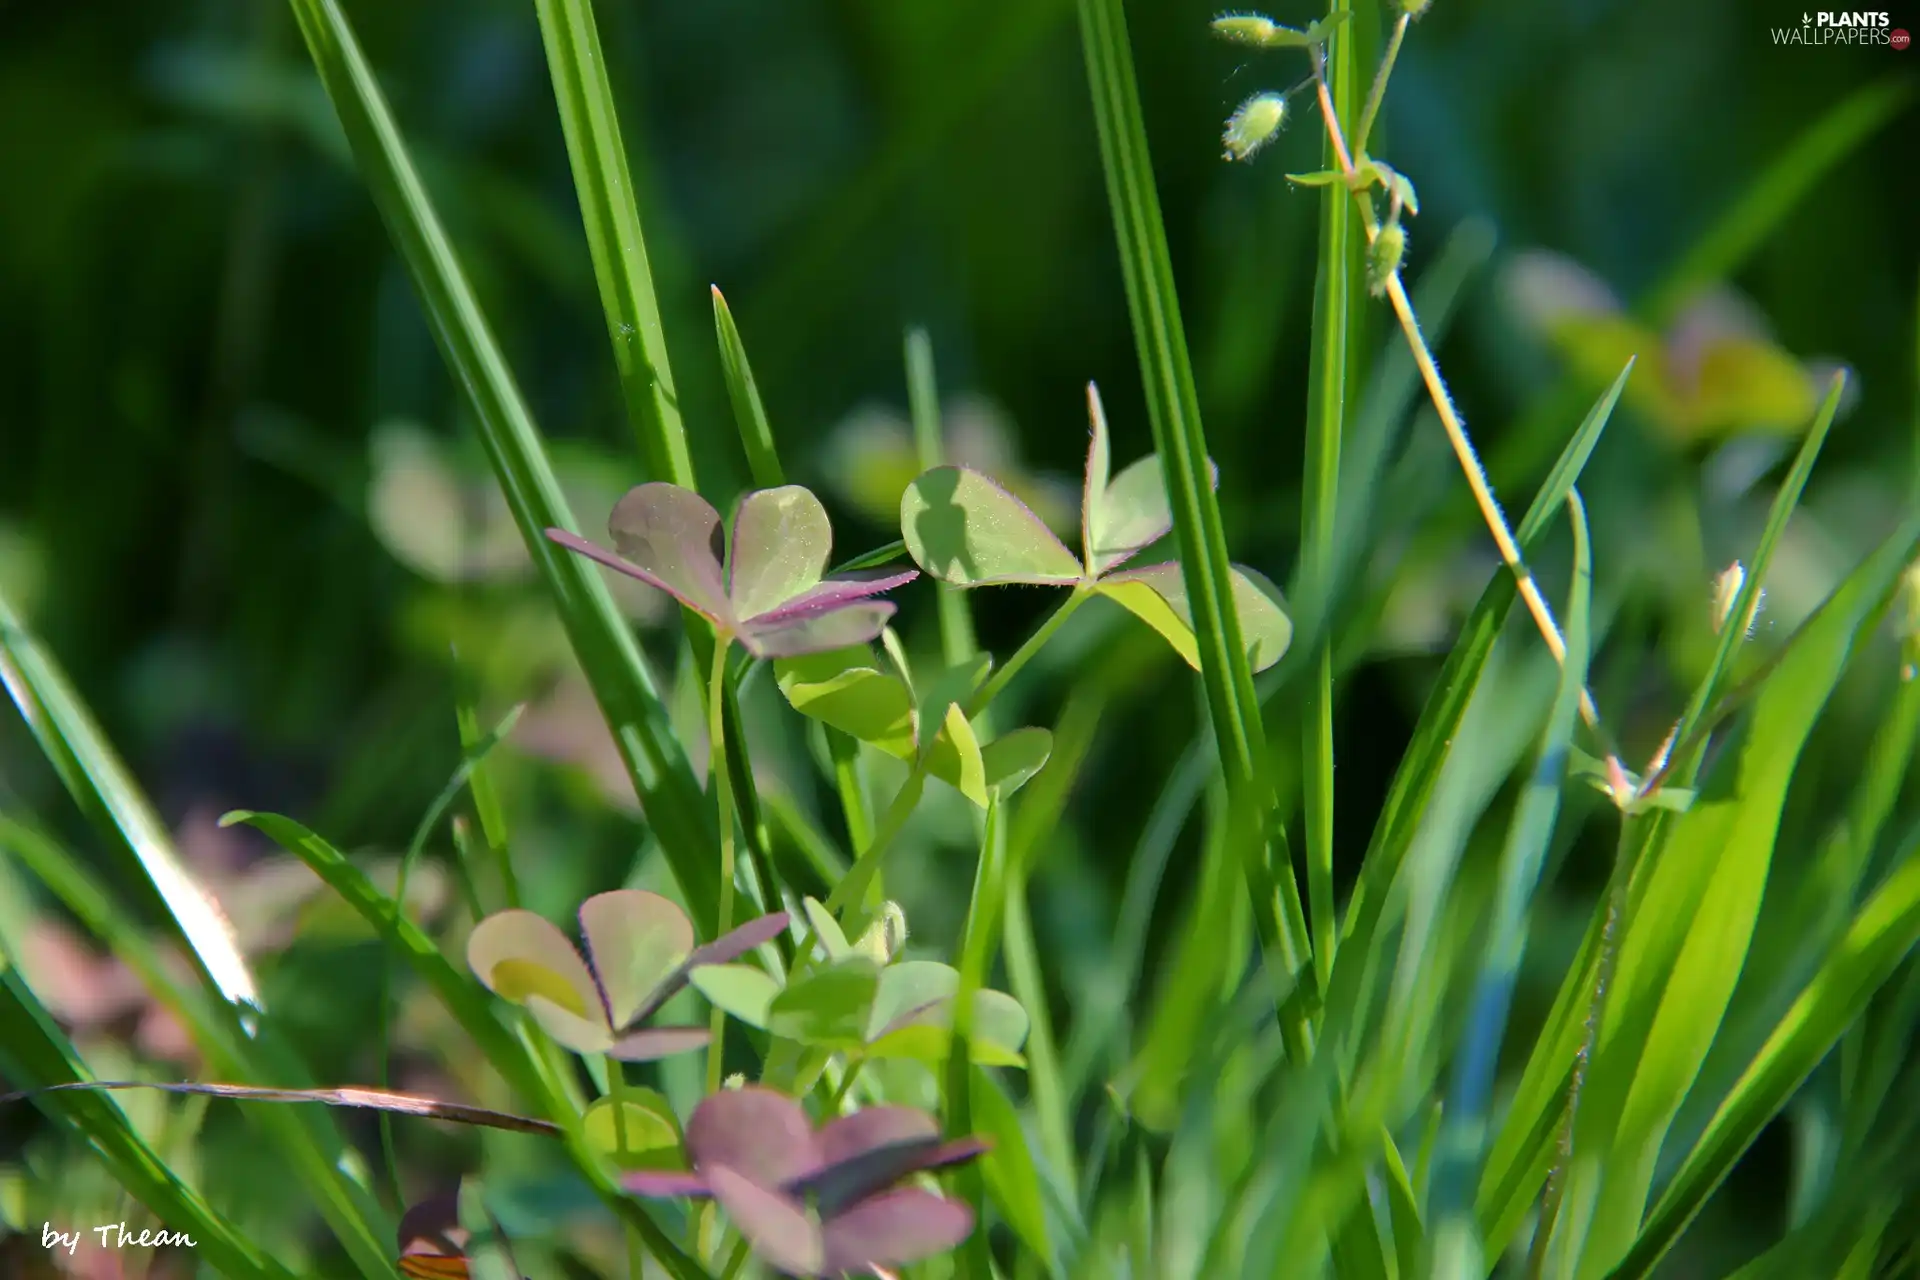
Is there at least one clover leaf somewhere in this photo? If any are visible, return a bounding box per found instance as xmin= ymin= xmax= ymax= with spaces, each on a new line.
xmin=466 ymin=889 xmax=789 ymax=1058
xmin=900 ymin=384 xmax=1292 ymax=672
xmin=622 ymin=1088 xmax=989 ymax=1278
xmin=546 ymin=483 xmax=917 ymax=659
xmin=772 ymin=644 xmax=1054 ymax=807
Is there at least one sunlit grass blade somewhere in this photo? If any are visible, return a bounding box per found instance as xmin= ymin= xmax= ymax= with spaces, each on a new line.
xmin=282 ymin=0 xmax=721 ymax=930
xmin=1321 ymin=362 xmax=1629 ymax=1069
xmin=1612 ymin=830 xmax=1920 ymax=1276
xmin=1427 ymin=489 xmax=1593 ymax=1278
xmin=1534 ymin=507 xmax=1920 ymax=1274
xmin=529 ymin=0 xmax=694 ymax=488
xmin=1076 ymin=0 xmax=1311 ymax=1063
xmin=0 ymin=816 xmax=398 ymax=1277
xmin=225 ymin=808 xmax=715 ymax=1280
xmin=0 ymin=966 xmax=295 ymax=1280
xmin=0 ymin=1081 xmax=562 ymax=1139
xmin=0 ymin=585 xmax=255 ymax=1012
xmin=713 ymin=285 xmax=784 ymax=489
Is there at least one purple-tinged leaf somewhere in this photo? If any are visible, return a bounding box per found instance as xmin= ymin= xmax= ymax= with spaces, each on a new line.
xmin=797 ymin=1138 xmax=946 ymax=1219
xmin=901 ymin=465 xmax=1084 ymax=587
xmin=691 ymin=911 xmax=794 ymax=968
xmin=630 ymin=910 xmax=790 ymax=1025
xmin=398 ymin=1190 xmax=469 ymax=1264
xmin=607 ymin=1025 xmax=711 ymax=1062
xmin=579 ymin=890 xmax=692 ymax=1029
xmin=686 ymin=1087 xmax=819 ymax=1186
xmin=727 ymin=486 xmax=834 ymax=619
xmin=710 ymin=1165 xmax=826 ymax=1277
xmin=606 ymin=483 xmax=731 ymax=618
xmin=742 ymin=603 xmax=899 ymax=659
xmin=745 ymin=571 xmax=920 ymax=628
xmin=545 ymin=528 xmax=726 ymax=626
xmin=623 ymin=1169 xmax=714 ymax=1200
xmin=522 ymin=993 xmax=617 ymax=1054
xmin=467 ymin=909 xmax=608 ymax=1029
xmin=821 ymin=1187 xmax=977 ymax=1274
xmin=815 ymin=1107 xmax=941 ymax=1167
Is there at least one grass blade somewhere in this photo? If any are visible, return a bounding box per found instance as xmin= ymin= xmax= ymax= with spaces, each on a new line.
xmin=283 ymin=0 xmax=720 ymax=930
xmin=0 ymin=587 xmax=255 ymax=1012
xmin=1555 ymin=505 xmax=1920 ymax=1274
xmin=1428 ymin=488 xmax=1594 ymax=1277
xmin=1076 ymin=0 xmax=1311 ymax=1060
xmin=713 ymin=285 xmax=785 ymax=489
xmin=530 ymin=0 xmax=694 ymax=487
xmin=1610 ymin=829 xmax=1920 ymax=1277
xmin=1300 ymin=0 xmax=1366 ymax=995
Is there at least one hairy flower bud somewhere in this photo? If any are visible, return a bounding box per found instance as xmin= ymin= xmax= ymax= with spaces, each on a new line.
xmin=852 ymin=901 xmax=908 ymax=964
xmin=1212 ymin=12 xmax=1283 ymax=44
xmin=1223 ymin=92 xmax=1287 ymax=162
xmin=1400 ymin=0 xmax=1433 ymax=16
xmin=1367 ymin=222 xmax=1407 ymax=296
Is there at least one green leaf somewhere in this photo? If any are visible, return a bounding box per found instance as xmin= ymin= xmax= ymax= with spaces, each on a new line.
xmin=1286 ymin=170 xmax=1347 ymax=187
xmin=1082 ymin=383 xmax=1188 ymax=574
xmin=0 ymin=968 xmax=295 ymax=1280
xmin=979 ymin=728 xmax=1056 ymax=799
xmin=901 ymin=465 xmax=1084 ymax=586
xmin=1096 ymin=562 xmax=1293 ymax=674
xmin=768 ymin=959 xmax=881 ymax=1048
xmin=802 ymin=897 xmax=853 ymax=961
xmin=690 ymin=964 xmax=781 ymax=1030
xmin=1561 ymin=507 xmax=1920 ymax=1275
xmin=773 ymin=646 xmax=917 ymax=756
xmin=933 ymin=702 xmax=990 ymax=807
xmin=283 ymin=0 xmax=721 ymax=932
xmin=582 ymin=1092 xmax=683 ymax=1172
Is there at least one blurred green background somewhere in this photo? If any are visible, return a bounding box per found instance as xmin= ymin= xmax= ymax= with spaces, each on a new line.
xmin=0 ymin=0 xmax=1916 ymax=1270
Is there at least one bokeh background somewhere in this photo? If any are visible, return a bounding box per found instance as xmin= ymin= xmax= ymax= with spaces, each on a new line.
xmin=1 ymin=0 xmax=1916 ymax=1272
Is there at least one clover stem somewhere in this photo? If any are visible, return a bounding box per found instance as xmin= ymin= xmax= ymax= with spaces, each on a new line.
xmin=604 ymin=1055 xmax=649 ymax=1280
xmin=823 ymin=1057 xmax=865 ymax=1114
xmin=1351 ymin=12 xmax=1408 ymax=163
xmin=718 ymin=1238 xmax=752 ymax=1280
xmin=967 ymin=587 xmax=1090 ymax=718
xmin=706 ymin=637 xmax=739 ymax=1098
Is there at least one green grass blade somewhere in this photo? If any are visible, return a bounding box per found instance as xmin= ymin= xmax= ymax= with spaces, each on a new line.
xmin=282 ymin=0 xmax=720 ymax=929
xmin=1075 ymin=0 xmax=1311 ymax=1052
xmin=1322 ymin=363 xmax=1628 ymax=1066
xmin=1564 ymin=507 xmax=1920 ymax=1274
xmin=1612 ymin=822 xmax=1920 ymax=1276
xmin=0 ymin=965 xmax=298 ymax=1280
xmin=1428 ymin=489 xmax=1594 ymax=1278
xmin=1300 ymin=0 xmax=1364 ymax=996
xmin=0 ymin=817 xmax=399 ymax=1277
xmin=713 ymin=285 xmax=785 ymax=489
xmin=0 ymin=586 xmax=255 ymax=1012
xmin=529 ymin=0 xmax=694 ymax=487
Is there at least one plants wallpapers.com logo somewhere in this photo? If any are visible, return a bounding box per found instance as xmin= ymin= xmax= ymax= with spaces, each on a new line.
xmin=1772 ymin=10 xmax=1911 ymax=45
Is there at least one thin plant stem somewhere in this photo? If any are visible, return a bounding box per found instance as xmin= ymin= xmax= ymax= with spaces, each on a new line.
xmin=1309 ymin=62 xmax=1624 ymax=774
xmin=968 ymin=589 xmax=1091 ymax=718
xmin=1351 ymin=13 xmax=1408 ymax=162
xmin=605 ymin=1057 xmax=649 ymax=1280
xmin=705 ymin=638 xmax=738 ymax=1098
xmin=823 ymin=1058 xmax=865 ymax=1114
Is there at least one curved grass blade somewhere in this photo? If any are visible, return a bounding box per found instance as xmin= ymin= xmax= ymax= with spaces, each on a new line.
xmin=0 ymin=1081 xmax=563 ymax=1139
xmin=1428 ymin=489 xmax=1593 ymax=1278
xmin=282 ymin=0 xmax=720 ymax=930
xmin=0 ymin=967 xmax=296 ymax=1280
xmin=1609 ymin=837 xmax=1920 ymax=1278
xmin=0 ymin=587 xmax=255 ymax=1012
